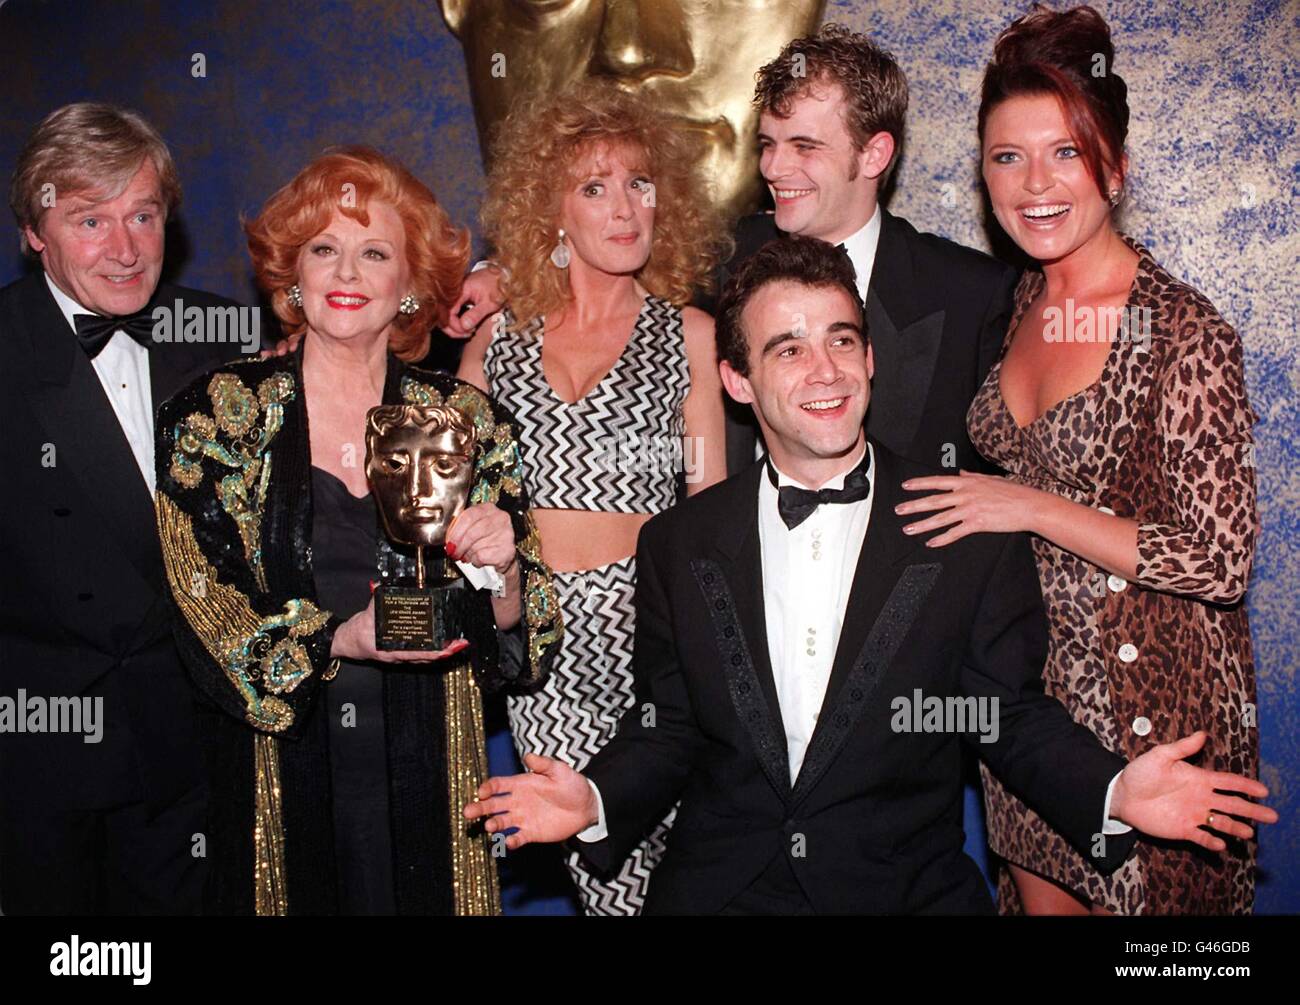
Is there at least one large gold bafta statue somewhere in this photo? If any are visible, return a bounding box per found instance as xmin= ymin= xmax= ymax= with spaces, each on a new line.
xmin=440 ymin=0 xmax=825 ymax=221
xmin=366 ymin=404 xmax=478 ymax=651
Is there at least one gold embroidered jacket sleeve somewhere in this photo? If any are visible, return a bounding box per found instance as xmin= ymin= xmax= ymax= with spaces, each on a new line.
xmin=155 ymin=361 xmax=336 ymax=735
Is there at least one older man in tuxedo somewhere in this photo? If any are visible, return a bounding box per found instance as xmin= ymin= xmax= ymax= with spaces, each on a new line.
xmin=462 ymin=236 xmax=1273 ymax=914
xmin=0 ymin=103 xmax=241 ymax=913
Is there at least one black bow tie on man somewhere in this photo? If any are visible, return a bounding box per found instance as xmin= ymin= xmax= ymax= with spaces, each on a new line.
xmin=766 ymin=449 xmax=872 ymax=530
xmin=74 ymin=307 xmax=157 ymax=359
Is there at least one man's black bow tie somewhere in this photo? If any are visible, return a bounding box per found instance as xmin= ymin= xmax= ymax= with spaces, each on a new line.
xmin=74 ymin=308 xmax=156 ymax=359
xmin=767 ymin=450 xmax=872 ymax=530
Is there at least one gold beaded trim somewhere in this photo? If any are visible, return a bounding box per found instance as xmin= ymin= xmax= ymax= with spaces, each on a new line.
xmin=253 ymin=734 xmax=289 ymax=916
xmin=444 ymin=664 xmax=501 ymax=915
xmin=156 ymin=493 xmax=330 ymax=732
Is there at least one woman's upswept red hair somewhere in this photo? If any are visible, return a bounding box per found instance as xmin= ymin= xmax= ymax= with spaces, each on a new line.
xmin=245 ymin=146 xmax=470 ymax=361
xmin=979 ymin=4 xmax=1131 ymax=199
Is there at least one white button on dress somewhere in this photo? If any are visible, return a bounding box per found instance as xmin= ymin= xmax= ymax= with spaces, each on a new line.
xmin=1132 ymin=716 xmax=1152 ymax=736
xmin=1118 ymin=643 xmax=1139 ymax=663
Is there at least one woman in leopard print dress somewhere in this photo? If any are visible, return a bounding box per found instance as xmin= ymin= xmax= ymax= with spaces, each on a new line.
xmin=897 ymin=6 xmax=1261 ymax=914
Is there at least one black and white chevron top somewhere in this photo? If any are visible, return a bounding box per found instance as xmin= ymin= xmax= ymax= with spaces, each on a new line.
xmin=483 ymin=295 xmax=691 ymax=514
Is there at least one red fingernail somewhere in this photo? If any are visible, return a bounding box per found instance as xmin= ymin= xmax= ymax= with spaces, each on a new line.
xmin=446 ymin=543 xmax=457 ymax=558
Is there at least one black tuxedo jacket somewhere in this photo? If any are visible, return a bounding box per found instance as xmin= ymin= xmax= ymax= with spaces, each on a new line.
xmin=0 ymin=270 xmax=239 ymax=810
xmin=705 ymin=210 xmax=1019 ymax=476
xmin=581 ymin=442 xmax=1137 ymax=914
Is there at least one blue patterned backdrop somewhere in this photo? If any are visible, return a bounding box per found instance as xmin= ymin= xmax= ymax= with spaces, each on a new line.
xmin=1 ymin=0 xmax=1294 ymax=913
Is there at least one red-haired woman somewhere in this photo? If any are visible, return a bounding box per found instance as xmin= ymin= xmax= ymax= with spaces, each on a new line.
xmin=153 ymin=147 xmax=561 ymax=915
xmin=897 ymin=5 xmax=1263 ymax=914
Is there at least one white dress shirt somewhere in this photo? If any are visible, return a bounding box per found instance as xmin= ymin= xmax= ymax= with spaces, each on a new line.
xmin=838 ymin=204 xmax=883 ymax=302
xmin=759 ymin=441 xmax=873 ymax=783
xmin=46 ymin=273 xmax=156 ymax=494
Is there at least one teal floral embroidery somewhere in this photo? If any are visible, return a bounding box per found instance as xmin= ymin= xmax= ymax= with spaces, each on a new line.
xmin=217 ymin=598 xmax=330 ymax=731
xmin=400 ymin=375 xmax=444 ymax=407
xmin=471 ymin=428 xmax=523 ymax=506
xmin=210 ymin=373 xmax=259 ymax=437
xmin=169 ymin=371 xmax=296 ymax=591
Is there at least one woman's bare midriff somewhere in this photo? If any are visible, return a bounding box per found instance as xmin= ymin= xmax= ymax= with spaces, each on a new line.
xmin=532 ymin=508 xmax=653 ymax=573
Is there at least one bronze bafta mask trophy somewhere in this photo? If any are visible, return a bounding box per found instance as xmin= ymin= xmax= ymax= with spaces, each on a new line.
xmin=439 ymin=0 xmax=825 ymax=222
xmin=365 ymin=404 xmax=477 ymax=651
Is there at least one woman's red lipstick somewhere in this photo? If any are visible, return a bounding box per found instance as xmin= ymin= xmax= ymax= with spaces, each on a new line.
xmin=325 ymin=290 xmax=371 ymax=310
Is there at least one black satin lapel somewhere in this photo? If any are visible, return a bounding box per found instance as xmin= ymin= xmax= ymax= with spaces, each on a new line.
xmin=865 ymin=212 xmax=952 ymax=462
xmin=22 ymin=271 xmax=80 ymax=388
xmin=729 ymin=531 xmax=786 ymax=761
xmin=149 ymin=347 xmax=178 ymax=417
xmin=147 ymin=286 xmax=203 ymax=413
xmin=28 ymin=354 xmax=163 ymax=591
xmin=815 ymin=450 xmax=922 ymax=719
xmin=711 ymin=464 xmax=785 ymax=744
xmin=692 ymin=555 xmax=792 ymax=804
xmin=865 ymin=303 xmax=945 ymax=461
xmin=792 ymin=561 xmax=942 ymax=806
xmin=863 ymin=290 xmax=901 ymax=456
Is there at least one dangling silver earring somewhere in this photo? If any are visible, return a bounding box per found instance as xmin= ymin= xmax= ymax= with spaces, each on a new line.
xmin=286 ymin=284 xmax=303 ymax=308
xmin=399 ymin=294 xmax=419 ymax=315
xmin=550 ymin=228 xmax=571 ymax=269
xmin=1108 ymin=188 xmax=1123 ymax=207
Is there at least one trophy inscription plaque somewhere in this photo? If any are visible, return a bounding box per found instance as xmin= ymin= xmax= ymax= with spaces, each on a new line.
xmin=365 ymin=404 xmax=477 ymax=651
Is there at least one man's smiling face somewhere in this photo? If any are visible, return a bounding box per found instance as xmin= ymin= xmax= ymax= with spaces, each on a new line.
xmin=758 ymin=82 xmax=879 ymax=244
xmin=25 ymin=158 xmax=166 ymax=316
xmin=721 ymin=279 xmax=872 ymax=474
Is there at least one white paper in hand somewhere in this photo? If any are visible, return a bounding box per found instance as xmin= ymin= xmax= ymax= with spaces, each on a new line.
xmin=456 ymin=560 xmax=506 ymax=597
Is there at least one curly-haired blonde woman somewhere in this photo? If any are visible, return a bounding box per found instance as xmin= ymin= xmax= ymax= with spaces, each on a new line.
xmin=458 ymin=81 xmax=729 ymax=915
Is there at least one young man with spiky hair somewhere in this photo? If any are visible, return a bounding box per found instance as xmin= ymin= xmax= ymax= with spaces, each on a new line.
xmin=710 ymin=24 xmax=1020 ymax=476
